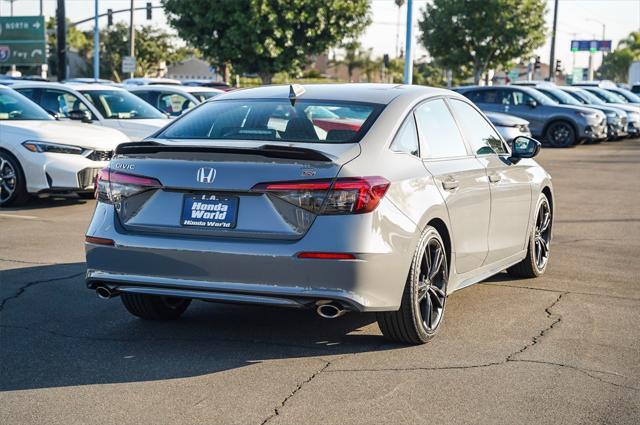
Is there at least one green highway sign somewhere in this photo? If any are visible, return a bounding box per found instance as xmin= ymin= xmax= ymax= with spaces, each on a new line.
xmin=0 ymin=16 xmax=46 ymax=65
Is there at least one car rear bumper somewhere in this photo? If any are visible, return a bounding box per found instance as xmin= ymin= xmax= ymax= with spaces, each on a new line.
xmin=85 ymin=201 xmax=418 ymax=311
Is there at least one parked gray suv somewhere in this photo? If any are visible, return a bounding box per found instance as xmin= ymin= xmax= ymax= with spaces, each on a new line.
xmin=456 ymin=86 xmax=607 ymax=147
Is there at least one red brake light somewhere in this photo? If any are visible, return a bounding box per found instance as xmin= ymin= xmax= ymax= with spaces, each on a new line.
xmin=252 ymin=176 xmax=389 ymax=215
xmin=95 ymin=167 xmax=162 ymax=203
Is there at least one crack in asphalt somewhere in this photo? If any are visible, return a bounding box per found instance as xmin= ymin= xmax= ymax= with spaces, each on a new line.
xmin=323 ymin=292 xmax=639 ymax=391
xmin=259 ymin=358 xmax=338 ymax=425
xmin=0 ymin=272 xmax=84 ymax=312
xmin=505 ymin=292 xmax=566 ymax=361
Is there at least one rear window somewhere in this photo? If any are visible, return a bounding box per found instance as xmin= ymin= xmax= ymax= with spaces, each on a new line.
xmin=158 ymin=99 xmax=383 ymax=143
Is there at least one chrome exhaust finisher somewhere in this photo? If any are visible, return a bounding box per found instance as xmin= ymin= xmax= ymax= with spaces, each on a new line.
xmin=95 ymin=285 xmax=118 ymax=300
xmin=316 ymin=301 xmax=347 ymax=319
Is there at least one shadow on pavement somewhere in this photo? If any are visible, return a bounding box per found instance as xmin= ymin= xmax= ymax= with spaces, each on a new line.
xmin=0 ymin=195 xmax=91 ymax=211
xmin=0 ymin=262 xmax=398 ymax=392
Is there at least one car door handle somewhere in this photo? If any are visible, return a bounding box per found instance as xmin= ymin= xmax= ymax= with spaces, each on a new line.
xmin=442 ymin=178 xmax=459 ymax=191
xmin=488 ymin=173 xmax=501 ymax=183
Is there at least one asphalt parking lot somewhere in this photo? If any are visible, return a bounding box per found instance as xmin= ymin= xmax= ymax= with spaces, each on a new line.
xmin=1 ymin=139 xmax=639 ymax=425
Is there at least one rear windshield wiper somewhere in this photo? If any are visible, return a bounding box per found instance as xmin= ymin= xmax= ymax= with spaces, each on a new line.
xmin=114 ymin=141 xmax=332 ymax=162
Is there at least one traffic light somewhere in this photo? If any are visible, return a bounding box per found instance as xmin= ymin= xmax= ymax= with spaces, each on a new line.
xmin=383 ymin=54 xmax=390 ymax=68
xmin=534 ymin=56 xmax=541 ymax=70
xmin=555 ymin=60 xmax=562 ymax=73
xmin=146 ymin=2 xmax=152 ymax=20
xmin=107 ymin=9 xmax=113 ymax=27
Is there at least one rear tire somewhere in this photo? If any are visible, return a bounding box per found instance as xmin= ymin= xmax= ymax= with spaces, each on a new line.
xmin=377 ymin=226 xmax=448 ymax=344
xmin=508 ymin=193 xmax=552 ymax=278
xmin=545 ymin=121 xmax=576 ymax=148
xmin=121 ymin=293 xmax=191 ymax=320
xmin=0 ymin=151 xmax=30 ymax=207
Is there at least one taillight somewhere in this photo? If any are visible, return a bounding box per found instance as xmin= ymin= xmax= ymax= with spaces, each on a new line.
xmin=252 ymin=176 xmax=389 ymax=215
xmin=95 ymin=167 xmax=162 ymax=204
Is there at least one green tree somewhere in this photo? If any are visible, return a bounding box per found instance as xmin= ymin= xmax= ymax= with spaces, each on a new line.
xmin=99 ymin=23 xmax=190 ymax=81
xmin=162 ymin=0 xmax=371 ymax=84
xmin=418 ymin=0 xmax=546 ymax=84
xmin=598 ymin=32 xmax=640 ymax=82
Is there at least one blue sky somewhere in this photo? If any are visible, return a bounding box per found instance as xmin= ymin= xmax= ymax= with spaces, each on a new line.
xmin=3 ymin=0 xmax=639 ymax=72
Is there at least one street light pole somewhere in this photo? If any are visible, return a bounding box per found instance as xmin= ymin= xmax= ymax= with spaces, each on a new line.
xmin=548 ymin=0 xmax=559 ymax=81
xmin=129 ymin=0 xmax=135 ymax=79
xmin=93 ymin=0 xmax=99 ymax=80
xmin=402 ymin=0 xmax=413 ymax=84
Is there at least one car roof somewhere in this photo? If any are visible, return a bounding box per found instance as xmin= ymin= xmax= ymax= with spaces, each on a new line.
xmin=128 ymin=85 xmax=223 ymax=93
xmin=9 ymin=81 xmax=124 ymax=92
xmin=66 ymin=83 xmax=126 ymax=91
xmin=457 ymin=85 xmax=540 ymax=95
xmin=214 ymin=83 xmax=455 ymax=105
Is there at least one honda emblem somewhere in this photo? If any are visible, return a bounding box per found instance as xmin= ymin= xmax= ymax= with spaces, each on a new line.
xmin=196 ymin=167 xmax=216 ymax=184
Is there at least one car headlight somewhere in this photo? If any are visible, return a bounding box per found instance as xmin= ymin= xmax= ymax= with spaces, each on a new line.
xmin=22 ymin=141 xmax=85 ymax=155
xmin=605 ymin=112 xmax=620 ymax=123
xmin=576 ymin=111 xmax=598 ymax=119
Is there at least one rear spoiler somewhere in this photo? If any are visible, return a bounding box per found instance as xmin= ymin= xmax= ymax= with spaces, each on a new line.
xmin=114 ymin=141 xmax=332 ymax=162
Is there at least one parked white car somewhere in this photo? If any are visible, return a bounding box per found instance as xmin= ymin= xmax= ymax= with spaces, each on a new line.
xmin=11 ymin=82 xmax=171 ymax=140
xmin=0 ymin=86 xmax=130 ymax=206
xmin=127 ymin=85 xmax=224 ymax=117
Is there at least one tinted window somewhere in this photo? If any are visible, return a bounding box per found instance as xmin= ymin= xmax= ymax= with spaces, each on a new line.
xmin=465 ymin=89 xmax=501 ymax=104
xmin=390 ymin=116 xmax=419 ymax=156
xmin=449 ymin=99 xmax=507 ymax=155
xmin=158 ymin=99 xmax=382 ymax=143
xmin=414 ymin=99 xmax=468 ymax=159
xmin=506 ymin=90 xmax=537 ymax=106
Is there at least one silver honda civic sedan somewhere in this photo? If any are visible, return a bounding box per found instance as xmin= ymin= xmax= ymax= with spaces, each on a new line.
xmin=85 ymin=84 xmax=553 ymax=344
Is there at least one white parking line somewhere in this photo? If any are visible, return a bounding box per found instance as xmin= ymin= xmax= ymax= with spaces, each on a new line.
xmin=0 ymin=213 xmax=39 ymax=220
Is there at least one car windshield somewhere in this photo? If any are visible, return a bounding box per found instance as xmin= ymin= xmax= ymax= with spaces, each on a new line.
xmin=192 ymin=91 xmax=221 ymax=102
xmin=158 ymin=99 xmax=382 ymax=143
xmin=611 ymin=89 xmax=640 ymax=103
xmin=588 ymin=88 xmax=627 ymax=103
xmin=79 ymin=89 xmax=166 ymax=119
xmin=539 ymin=88 xmax=582 ymax=106
xmin=0 ymin=90 xmax=52 ymax=121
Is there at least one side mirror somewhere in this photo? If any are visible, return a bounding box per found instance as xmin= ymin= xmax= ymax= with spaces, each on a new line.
xmin=69 ymin=109 xmax=92 ymax=123
xmin=509 ymin=136 xmax=541 ymax=163
xmin=526 ymin=99 xmax=538 ymax=108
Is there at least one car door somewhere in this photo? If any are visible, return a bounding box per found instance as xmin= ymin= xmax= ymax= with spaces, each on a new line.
xmin=501 ymin=89 xmax=547 ymax=136
xmin=449 ymin=98 xmax=532 ymax=264
xmin=416 ymin=98 xmax=491 ymax=275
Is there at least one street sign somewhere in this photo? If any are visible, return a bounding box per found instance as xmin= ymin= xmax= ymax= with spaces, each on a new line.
xmin=570 ymin=40 xmax=612 ymax=53
xmin=0 ymin=16 xmax=46 ymax=65
xmin=122 ymin=56 xmax=136 ymax=73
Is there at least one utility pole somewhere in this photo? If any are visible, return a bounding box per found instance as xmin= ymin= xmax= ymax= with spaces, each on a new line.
xmin=56 ymin=0 xmax=66 ymax=81
xmin=129 ymin=0 xmax=135 ymax=79
xmin=40 ymin=0 xmax=43 ymax=15
xmin=402 ymin=0 xmax=413 ymax=84
xmin=93 ymin=0 xmax=99 ymax=80
xmin=548 ymin=0 xmax=558 ymax=81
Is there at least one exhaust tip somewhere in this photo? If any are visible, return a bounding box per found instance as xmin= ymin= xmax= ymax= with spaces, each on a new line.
xmin=95 ymin=286 xmax=113 ymax=300
xmin=316 ymin=302 xmax=347 ymax=319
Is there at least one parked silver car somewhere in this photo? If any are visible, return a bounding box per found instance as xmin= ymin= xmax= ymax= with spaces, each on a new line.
xmin=534 ymin=85 xmax=628 ymax=140
xmin=560 ymin=86 xmax=640 ymax=138
xmin=86 ymin=84 xmax=553 ymax=344
xmin=485 ymin=111 xmax=531 ymax=143
xmin=456 ymin=85 xmax=607 ymax=147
